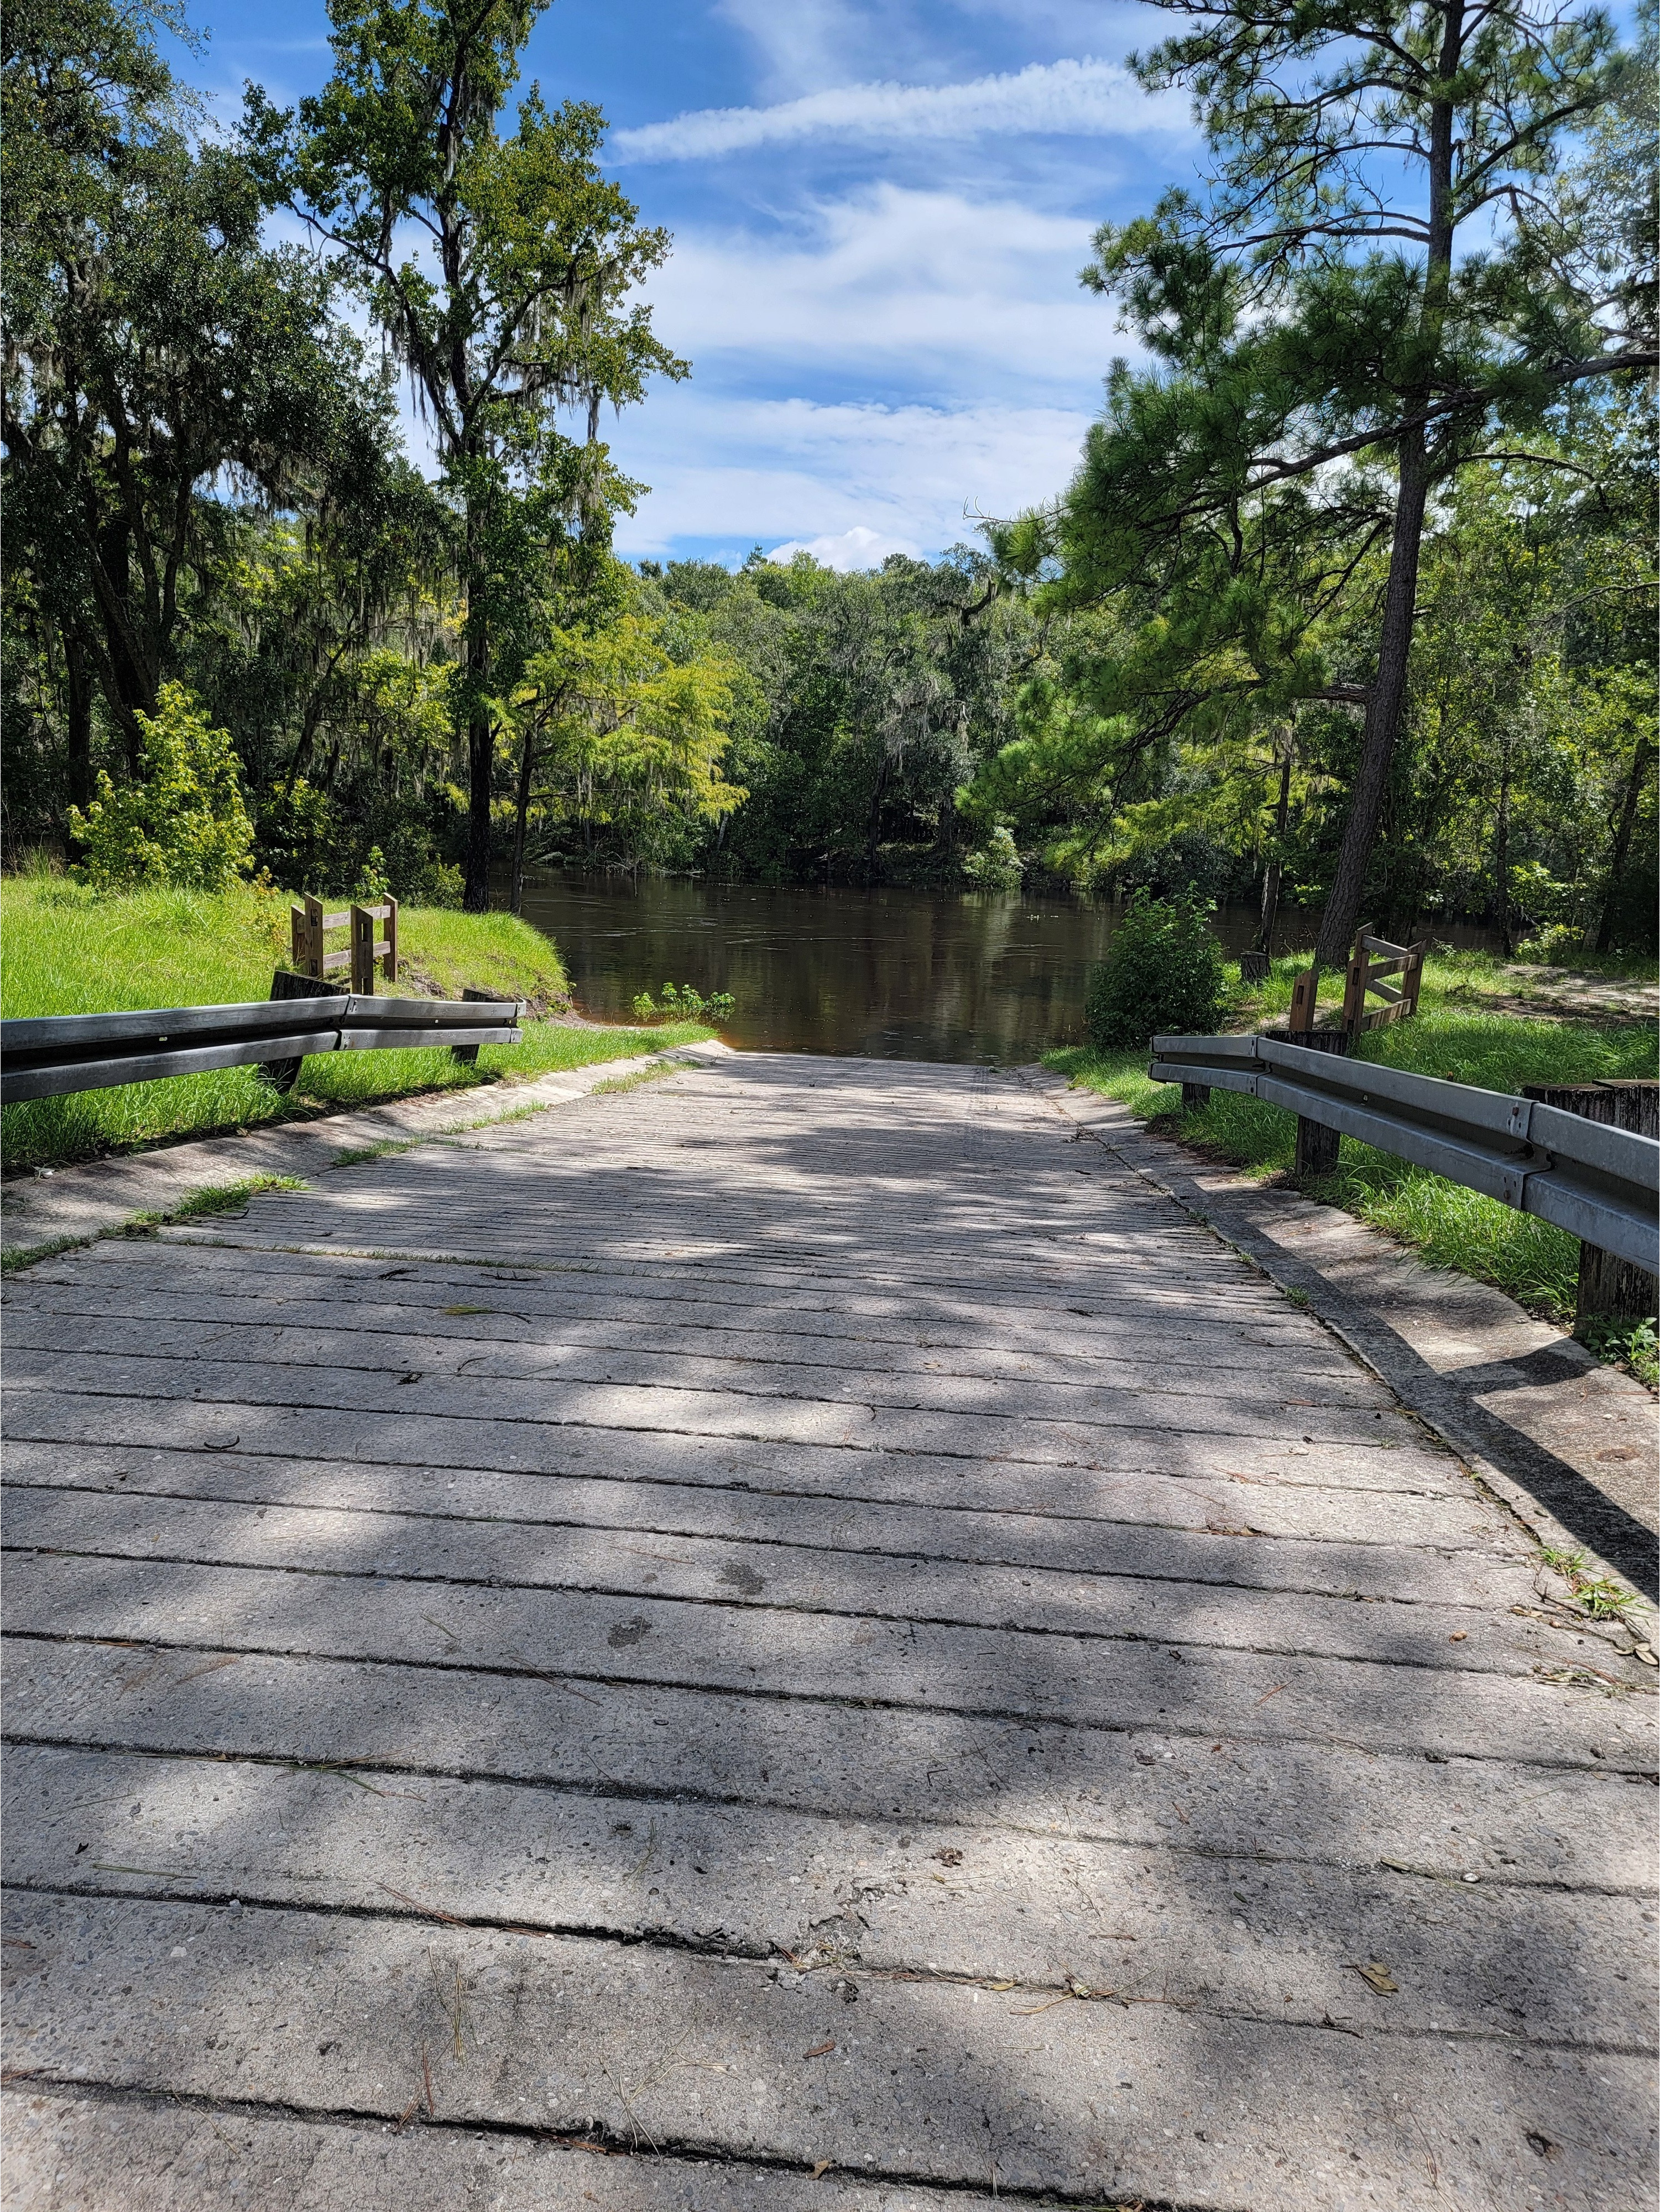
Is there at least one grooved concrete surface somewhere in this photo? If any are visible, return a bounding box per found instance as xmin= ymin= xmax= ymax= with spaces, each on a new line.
xmin=4 ymin=1052 xmax=1656 ymax=2211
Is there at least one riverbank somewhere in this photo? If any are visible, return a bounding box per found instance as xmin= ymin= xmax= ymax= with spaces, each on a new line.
xmin=1047 ymin=953 xmax=1658 ymax=1374
xmin=1 ymin=878 xmax=712 ymax=1173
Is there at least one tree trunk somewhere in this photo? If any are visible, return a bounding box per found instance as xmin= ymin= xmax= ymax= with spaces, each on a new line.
xmin=64 ymin=624 xmax=93 ymax=816
xmin=462 ymin=525 xmax=492 ymax=912
xmin=1595 ymin=735 xmax=1653 ymax=953
xmin=93 ymin=513 xmax=150 ymax=774
xmin=1313 ymin=429 xmax=1432 ymax=971
xmin=1256 ymin=730 xmax=1293 ymax=956
xmin=1494 ymin=755 xmax=1512 ymax=956
xmin=1314 ymin=32 xmax=1459 ymax=973
xmin=464 ymin=712 xmax=494 ymax=910
xmin=864 ymin=753 xmax=889 ymax=882
xmin=509 ymin=731 xmax=536 ymax=916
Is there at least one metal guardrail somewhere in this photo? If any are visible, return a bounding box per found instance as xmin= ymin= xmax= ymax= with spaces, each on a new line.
xmin=0 ymin=994 xmax=525 ymax=1105
xmin=1149 ymin=1032 xmax=1660 ymax=1272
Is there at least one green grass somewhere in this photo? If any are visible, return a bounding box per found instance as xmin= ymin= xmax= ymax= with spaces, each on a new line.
xmin=127 ymin=1173 xmax=309 ymax=1228
xmin=1 ymin=875 xmax=712 ymax=1171
xmin=1047 ymin=1000 xmax=1658 ymax=1325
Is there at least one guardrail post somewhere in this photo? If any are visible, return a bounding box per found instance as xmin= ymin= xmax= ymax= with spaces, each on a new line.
xmin=453 ymin=984 xmax=513 ymax=1066
xmin=261 ymin=968 xmax=348 ymax=1093
xmin=1181 ymin=1082 xmax=1211 ymax=1109
xmin=1524 ymin=1081 xmax=1659 ymax=1335
xmin=1282 ymin=1027 xmax=1349 ymax=1179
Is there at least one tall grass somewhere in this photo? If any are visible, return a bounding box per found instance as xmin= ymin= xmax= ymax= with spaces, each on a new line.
xmin=1048 ymin=1003 xmax=1657 ymax=1322
xmin=0 ymin=875 xmax=710 ymax=1171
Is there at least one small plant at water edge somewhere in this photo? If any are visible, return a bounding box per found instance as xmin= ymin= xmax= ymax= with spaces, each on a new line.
xmin=631 ymin=982 xmax=736 ymax=1022
xmin=1084 ymin=891 xmax=1226 ymax=1051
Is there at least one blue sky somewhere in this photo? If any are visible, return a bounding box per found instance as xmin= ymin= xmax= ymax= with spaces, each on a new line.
xmin=178 ymin=0 xmax=1203 ymax=567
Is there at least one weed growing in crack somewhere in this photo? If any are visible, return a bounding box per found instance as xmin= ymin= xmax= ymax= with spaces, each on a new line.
xmin=1538 ymin=1544 xmax=1648 ymax=1625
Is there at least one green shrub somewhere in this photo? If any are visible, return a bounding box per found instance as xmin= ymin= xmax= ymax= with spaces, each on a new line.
xmin=632 ymin=982 xmax=736 ymax=1021
xmin=1085 ymin=890 xmax=1226 ymax=1049
xmin=68 ymin=685 xmax=255 ymax=891
xmin=963 ymin=824 xmax=1022 ymax=893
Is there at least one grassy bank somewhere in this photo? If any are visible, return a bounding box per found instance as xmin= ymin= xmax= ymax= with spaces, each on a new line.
xmin=1048 ymin=957 xmax=1657 ymax=1338
xmin=1 ymin=877 xmax=711 ymax=1171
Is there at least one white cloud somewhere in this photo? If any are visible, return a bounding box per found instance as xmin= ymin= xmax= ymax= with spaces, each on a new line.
xmin=711 ymin=0 xmax=896 ymax=101
xmin=607 ymin=391 xmax=1094 ymax=557
xmin=767 ymin=524 xmax=923 ymax=569
xmin=613 ymin=56 xmax=1188 ymax=161
xmin=641 ymin=185 xmax=1121 ymax=400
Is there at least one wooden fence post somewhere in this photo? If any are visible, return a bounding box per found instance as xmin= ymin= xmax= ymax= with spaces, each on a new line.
xmin=1340 ymin=928 xmax=1370 ymax=1035
xmin=349 ymin=905 xmax=374 ymax=995
xmin=1522 ymin=1081 xmax=1659 ymax=1334
xmin=348 ymin=900 xmax=396 ymax=993
xmin=295 ymin=895 xmax=326 ymax=980
xmin=1288 ymin=969 xmax=1319 ymax=1032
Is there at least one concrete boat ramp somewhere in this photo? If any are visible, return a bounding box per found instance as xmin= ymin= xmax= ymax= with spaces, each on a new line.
xmin=3 ymin=1051 xmax=1654 ymax=2209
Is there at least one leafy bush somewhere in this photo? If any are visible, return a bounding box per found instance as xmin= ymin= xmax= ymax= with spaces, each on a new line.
xmin=963 ymin=825 xmax=1022 ymax=893
xmin=632 ymin=982 xmax=736 ymax=1021
xmin=1515 ymin=922 xmax=1588 ymax=966
xmin=1085 ymin=890 xmax=1225 ymax=1049
xmin=69 ymin=685 xmax=255 ymax=891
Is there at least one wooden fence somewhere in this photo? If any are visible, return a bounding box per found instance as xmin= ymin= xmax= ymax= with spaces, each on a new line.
xmin=1286 ymin=927 xmax=1426 ymax=1041
xmin=290 ymin=895 xmax=398 ymax=995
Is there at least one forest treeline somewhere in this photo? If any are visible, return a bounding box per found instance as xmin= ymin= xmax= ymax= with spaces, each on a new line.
xmin=4 ymin=0 xmax=1655 ymax=957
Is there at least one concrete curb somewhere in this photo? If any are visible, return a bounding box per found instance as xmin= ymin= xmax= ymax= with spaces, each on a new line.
xmin=1020 ymin=1067 xmax=1658 ymax=1614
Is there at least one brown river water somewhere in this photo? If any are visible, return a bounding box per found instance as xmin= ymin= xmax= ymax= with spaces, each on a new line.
xmin=508 ymin=874 xmax=1501 ymax=1063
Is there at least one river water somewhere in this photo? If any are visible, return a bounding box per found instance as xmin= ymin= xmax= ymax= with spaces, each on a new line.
xmin=511 ymin=874 xmax=1348 ymax=1062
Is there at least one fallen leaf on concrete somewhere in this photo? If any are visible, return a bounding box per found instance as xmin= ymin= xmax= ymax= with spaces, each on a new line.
xmin=90 ymin=1862 xmax=196 ymax=1880
xmin=170 ymin=1655 xmax=242 ymax=1688
xmin=525 ymin=1670 xmax=603 ymax=1704
xmin=802 ymin=2041 xmax=836 ymax=2058
xmin=442 ymin=1305 xmax=492 ymax=1316
xmin=812 ymin=2161 xmax=834 ymax=2178
xmin=1347 ymin=1960 xmax=1400 ymax=1995
xmin=932 ymin=1847 xmax=963 ymax=1866
xmin=380 ymin=1884 xmax=466 ymax=1925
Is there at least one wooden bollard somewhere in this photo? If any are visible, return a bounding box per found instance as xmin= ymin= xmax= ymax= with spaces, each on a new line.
xmin=1522 ymin=1081 xmax=1659 ymax=1335
xmin=1280 ymin=1024 xmax=1350 ymax=1178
